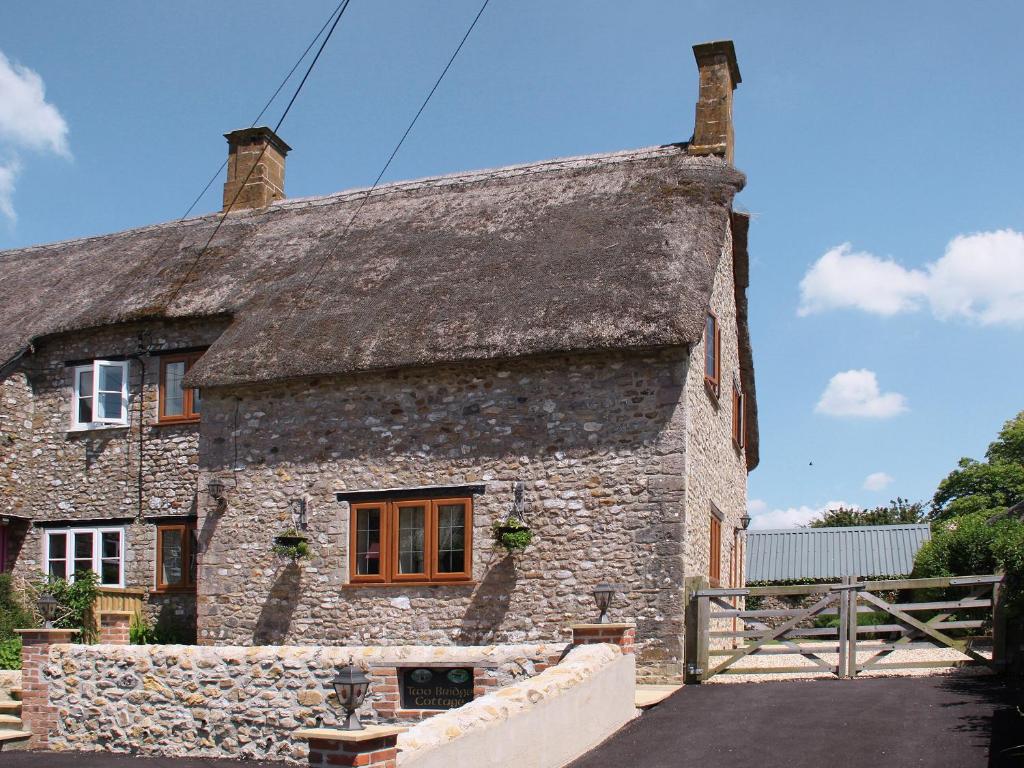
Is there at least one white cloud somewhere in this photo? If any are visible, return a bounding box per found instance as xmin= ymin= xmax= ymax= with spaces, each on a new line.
xmin=863 ymin=471 xmax=894 ymax=492
xmin=0 ymin=50 xmax=70 ymax=223
xmin=748 ymin=499 xmax=853 ymax=530
xmin=798 ymin=230 xmax=1024 ymax=328
xmin=815 ymin=369 xmax=907 ymax=419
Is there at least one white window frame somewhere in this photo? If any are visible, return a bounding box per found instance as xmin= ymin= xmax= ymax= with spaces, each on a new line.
xmin=71 ymin=360 xmax=129 ymax=430
xmin=42 ymin=526 xmax=126 ymax=588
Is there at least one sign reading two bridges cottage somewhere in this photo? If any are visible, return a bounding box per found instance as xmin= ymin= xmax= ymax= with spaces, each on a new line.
xmin=400 ymin=666 xmax=475 ymax=710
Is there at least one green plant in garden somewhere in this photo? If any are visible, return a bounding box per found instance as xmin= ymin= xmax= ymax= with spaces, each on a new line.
xmin=129 ymin=612 xmax=157 ymax=645
xmin=30 ymin=570 xmax=100 ymax=642
xmin=493 ymin=516 xmax=533 ymax=552
xmin=272 ymin=528 xmax=311 ymax=561
xmin=0 ymin=637 xmax=21 ymax=670
xmin=0 ymin=573 xmax=34 ymax=640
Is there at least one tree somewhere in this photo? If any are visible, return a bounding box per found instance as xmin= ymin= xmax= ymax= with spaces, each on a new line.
xmin=932 ymin=411 xmax=1024 ymax=521
xmin=809 ymin=498 xmax=927 ymax=528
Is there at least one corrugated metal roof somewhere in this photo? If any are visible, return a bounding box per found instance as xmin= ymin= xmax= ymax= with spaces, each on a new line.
xmin=745 ymin=524 xmax=932 ymax=582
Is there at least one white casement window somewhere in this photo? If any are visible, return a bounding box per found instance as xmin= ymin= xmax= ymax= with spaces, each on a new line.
xmin=71 ymin=360 xmax=129 ymax=429
xmin=43 ymin=526 xmax=125 ymax=587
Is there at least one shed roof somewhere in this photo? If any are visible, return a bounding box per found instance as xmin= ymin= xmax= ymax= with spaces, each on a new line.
xmin=745 ymin=524 xmax=932 ymax=582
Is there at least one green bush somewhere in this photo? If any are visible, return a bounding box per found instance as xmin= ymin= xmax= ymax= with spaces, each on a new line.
xmin=32 ymin=570 xmax=100 ymax=642
xmin=0 ymin=637 xmax=21 ymax=670
xmin=129 ymin=613 xmax=157 ymax=645
xmin=0 ymin=573 xmax=34 ymax=640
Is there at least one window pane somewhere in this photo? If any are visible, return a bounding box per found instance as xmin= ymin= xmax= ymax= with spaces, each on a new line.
xmin=101 ymin=560 xmax=120 ymax=585
xmin=705 ymin=315 xmax=716 ymax=378
xmin=397 ymin=506 xmax=425 ymax=574
xmin=436 ymin=504 xmax=465 ymax=573
xmin=48 ymin=558 xmax=66 ymax=578
xmin=163 ymin=362 xmax=186 ymax=416
xmin=76 ymin=369 xmax=93 ymax=423
xmin=355 ymin=508 xmax=382 ymax=575
xmin=74 ymin=531 xmax=94 ymax=576
xmin=160 ymin=529 xmax=184 ymax=586
xmin=101 ymin=531 xmax=120 ymax=559
xmin=98 ymin=364 xmax=124 ymax=392
xmin=97 ymin=392 xmax=122 ymax=421
xmin=48 ymin=532 xmax=67 ymax=559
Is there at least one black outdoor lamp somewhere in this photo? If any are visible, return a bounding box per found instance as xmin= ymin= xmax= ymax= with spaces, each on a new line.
xmin=593 ymin=583 xmax=617 ymax=624
xmin=740 ymin=512 xmax=752 ymax=531
xmin=330 ymin=658 xmax=370 ymax=731
xmin=207 ymin=477 xmax=227 ymax=513
xmin=37 ymin=593 xmax=58 ymax=629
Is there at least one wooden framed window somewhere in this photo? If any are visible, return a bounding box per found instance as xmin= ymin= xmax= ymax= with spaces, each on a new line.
xmin=43 ymin=526 xmax=125 ymax=587
xmin=732 ymin=384 xmax=745 ymax=450
xmin=159 ymin=353 xmax=203 ymax=424
xmin=156 ymin=522 xmax=197 ymax=591
xmin=708 ymin=508 xmax=723 ymax=587
xmin=704 ymin=312 xmax=721 ymax=396
xmin=349 ymin=498 xmax=472 ymax=585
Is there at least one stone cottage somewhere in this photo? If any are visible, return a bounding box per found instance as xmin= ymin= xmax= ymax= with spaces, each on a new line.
xmin=0 ymin=40 xmax=757 ymax=681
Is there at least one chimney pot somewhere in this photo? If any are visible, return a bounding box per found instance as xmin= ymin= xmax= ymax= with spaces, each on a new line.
xmin=222 ymin=126 xmax=291 ymax=213
xmin=688 ymin=40 xmax=741 ymax=164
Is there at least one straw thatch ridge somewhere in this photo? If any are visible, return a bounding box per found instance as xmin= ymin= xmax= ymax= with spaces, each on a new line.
xmin=0 ymin=145 xmax=750 ymax=417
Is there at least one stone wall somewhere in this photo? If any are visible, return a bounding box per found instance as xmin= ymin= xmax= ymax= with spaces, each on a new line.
xmin=45 ymin=642 xmax=563 ymax=762
xmin=196 ymin=348 xmax=690 ymax=680
xmin=3 ymin=318 xmax=228 ymax=635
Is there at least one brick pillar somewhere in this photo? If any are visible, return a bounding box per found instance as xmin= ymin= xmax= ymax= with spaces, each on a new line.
xmin=15 ymin=628 xmax=78 ymax=749
xmin=570 ymin=623 xmax=637 ymax=655
xmin=294 ymin=726 xmax=405 ymax=768
xmin=99 ymin=612 xmax=132 ymax=645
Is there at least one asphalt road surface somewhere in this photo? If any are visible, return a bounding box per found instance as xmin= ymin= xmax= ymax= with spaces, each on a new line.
xmin=570 ymin=674 xmax=1021 ymax=768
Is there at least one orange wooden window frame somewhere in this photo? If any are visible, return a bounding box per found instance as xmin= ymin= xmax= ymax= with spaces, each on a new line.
xmin=708 ymin=511 xmax=722 ymax=587
xmin=704 ymin=312 xmax=721 ymax=395
xmin=732 ymin=384 xmax=745 ymax=450
xmin=155 ymin=522 xmax=196 ymax=592
xmin=349 ymin=498 xmax=473 ymax=585
xmin=158 ymin=353 xmax=203 ymax=424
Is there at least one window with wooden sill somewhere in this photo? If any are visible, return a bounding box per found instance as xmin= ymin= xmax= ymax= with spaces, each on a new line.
xmin=156 ymin=522 xmax=198 ymax=591
xmin=159 ymin=353 xmax=203 ymax=424
xmin=704 ymin=312 xmax=721 ymax=399
xmin=708 ymin=507 xmax=723 ymax=587
xmin=349 ymin=498 xmax=472 ymax=585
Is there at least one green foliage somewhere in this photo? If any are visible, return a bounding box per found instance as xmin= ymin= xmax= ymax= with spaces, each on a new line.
xmin=0 ymin=637 xmax=21 ymax=670
xmin=809 ymin=498 xmax=927 ymax=528
xmin=32 ymin=570 xmax=100 ymax=642
xmin=129 ymin=612 xmax=191 ymax=645
xmin=932 ymin=412 xmax=1024 ymax=522
xmin=494 ymin=516 xmax=533 ymax=552
xmin=813 ymin=610 xmax=890 ymax=630
xmin=129 ymin=612 xmax=157 ymax=645
xmin=272 ymin=529 xmax=311 ymax=561
xmin=0 ymin=573 xmax=34 ymax=640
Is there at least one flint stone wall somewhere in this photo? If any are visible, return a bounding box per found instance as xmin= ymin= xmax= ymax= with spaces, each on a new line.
xmin=45 ymin=642 xmax=563 ymax=763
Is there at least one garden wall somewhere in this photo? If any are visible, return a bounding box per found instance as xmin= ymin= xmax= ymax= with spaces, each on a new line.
xmin=44 ymin=642 xmax=564 ymax=763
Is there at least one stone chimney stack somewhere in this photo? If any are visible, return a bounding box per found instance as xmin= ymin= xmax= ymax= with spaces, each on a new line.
xmin=687 ymin=40 xmax=742 ymax=164
xmin=222 ymin=126 xmax=291 ymax=212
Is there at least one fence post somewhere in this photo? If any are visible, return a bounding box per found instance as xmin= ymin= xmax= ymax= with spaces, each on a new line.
xmin=991 ymin=570 xmax=1007 ymax=670
xmin=847 ymin=578 xmax=860 ymax=679
xmin=684 ymin=576 xmax=709 ymax=683
xmin=837 ymin=577 xmax=849 ymax=678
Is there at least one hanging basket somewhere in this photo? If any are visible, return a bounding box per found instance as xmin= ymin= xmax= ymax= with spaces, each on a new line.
xmin=272 ymin=530 xmax=311 ymax=561
xmin=493 ymin=519 xmax=533 ymax=552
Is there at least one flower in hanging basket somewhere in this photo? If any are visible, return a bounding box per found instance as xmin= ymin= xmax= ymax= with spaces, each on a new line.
xmin=493 ymin=516 xmax=533 ymax=552
xmin=272 ymin=528 xmax=311 ymax=561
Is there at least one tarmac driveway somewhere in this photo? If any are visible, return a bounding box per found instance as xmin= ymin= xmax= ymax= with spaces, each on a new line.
xmin=571 ymin=674 xmax=1022 ymax=768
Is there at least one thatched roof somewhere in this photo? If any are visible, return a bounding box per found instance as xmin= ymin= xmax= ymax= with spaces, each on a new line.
xmin=0 ymin=144 xmax=757 ymax=462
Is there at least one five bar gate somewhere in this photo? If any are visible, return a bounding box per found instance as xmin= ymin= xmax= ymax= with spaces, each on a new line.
xmin=684 ymin=574 xmax=1006 ymax=682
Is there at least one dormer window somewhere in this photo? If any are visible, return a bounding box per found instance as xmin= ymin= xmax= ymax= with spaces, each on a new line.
xmin=71 ymin=360 xmax=129 ymax=429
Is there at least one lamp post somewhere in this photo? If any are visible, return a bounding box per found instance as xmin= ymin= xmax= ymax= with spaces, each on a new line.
xmin=593 ymin=583 xmax=617 ymax=624
xmin=37 ymin=593 xmax=58 ymax=629
xmin=330 ymin=658 xmax=370 ymax=731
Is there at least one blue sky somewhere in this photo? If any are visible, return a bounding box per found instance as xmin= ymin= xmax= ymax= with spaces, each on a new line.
xmin=1 ymin=1 xmax=1021 ymax=528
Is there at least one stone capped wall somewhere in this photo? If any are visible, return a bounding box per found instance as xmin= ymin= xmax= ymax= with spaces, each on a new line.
xmin=45 ymin=642 xmax=563 ymax=763
xmin=197 ymin=349 xmax=690 ymax=680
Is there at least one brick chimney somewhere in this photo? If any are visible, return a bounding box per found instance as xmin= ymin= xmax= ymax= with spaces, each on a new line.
xmin=222 ymin=126 xmax=291 ymax=212
xmin=687 ymin=40 xmax=741 ymax=164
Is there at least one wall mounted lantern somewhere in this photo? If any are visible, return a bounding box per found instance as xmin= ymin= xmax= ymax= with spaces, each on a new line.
xmin=593 ymin=583 xmax=618 ymax=624
xmin=37 ymin=593 xmax=58 ymax=629
xmin=330 ymin=658 xmax=370 ymax=731
xmin=740 ymin=513 xmax=752 ymax=530
xmin=207 ymin=477 xmax=227 ymax=513
xmin=292 ymin=497 xmax=308 ymax=531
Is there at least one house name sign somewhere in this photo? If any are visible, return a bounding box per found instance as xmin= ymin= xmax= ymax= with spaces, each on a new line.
xmin=399 ymin=666 xmax=474 ymax=710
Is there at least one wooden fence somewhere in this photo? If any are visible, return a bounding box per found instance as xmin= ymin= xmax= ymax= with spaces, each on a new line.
xmin=88 ymin=587 xmax=146 ymax=636
xmin=684 ymin=574 xmax=1006 ymax=682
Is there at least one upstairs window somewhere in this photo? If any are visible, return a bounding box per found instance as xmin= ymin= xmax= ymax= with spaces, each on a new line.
xmin=349 ymin=498 xmax=472 ymax=585
xmin=44 ymin=526 xmax=125 ymax=587
xmin=704 ymin=312 xmax=720 ymax=396
xmin=156 ymin=522 xmax=198 ymax=591
xmin=159 ymin=353 xmax=202 ymax=424
xmin=732 ymin=384 xmax=745 ymax=450
xmin=72 ymin=361 xmax=129 ymax=429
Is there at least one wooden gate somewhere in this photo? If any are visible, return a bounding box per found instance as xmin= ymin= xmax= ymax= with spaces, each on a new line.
xmin=684 ymin=574 xmax=1006 ymax=682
